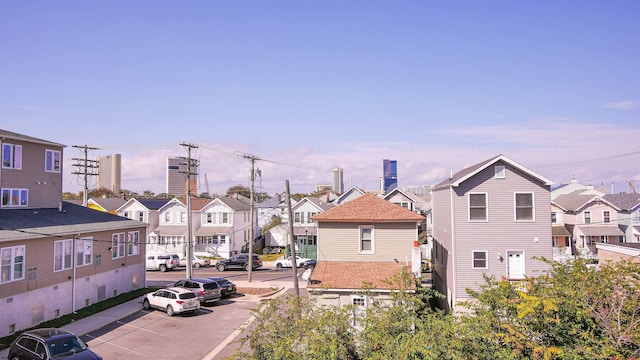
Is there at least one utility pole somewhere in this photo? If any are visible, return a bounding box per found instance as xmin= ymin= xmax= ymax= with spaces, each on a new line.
xmin=180 ymin=142 xmax=199 ymax=279
xmin=71 ymin=145 xmax=100 ymax=207
xmin=236 ymin=152 xmax=259 ymax=283
xmin=285 ymin=180 xmax=300 ymax=296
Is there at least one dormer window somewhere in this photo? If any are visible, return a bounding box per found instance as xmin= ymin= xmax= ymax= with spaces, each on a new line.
xmin=495 ymin=165 xmax=505 ymax=179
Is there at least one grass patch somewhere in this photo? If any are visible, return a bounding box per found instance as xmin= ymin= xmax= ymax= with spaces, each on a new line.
xmin=0 ymin=286 xmax=161 ymax=350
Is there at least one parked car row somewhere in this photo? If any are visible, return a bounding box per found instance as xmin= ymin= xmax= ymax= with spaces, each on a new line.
xmin=142 ymin=275 xmax=238 ymax=317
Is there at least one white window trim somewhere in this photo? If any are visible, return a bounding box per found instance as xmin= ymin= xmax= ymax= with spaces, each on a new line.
xmin=76 ymin=237 xmax=93 ymax=267
xmin=112 ymin=233 xmax=126 ymax=259
xmin=468 ymin=192 xmax=488 ymax=222
xmin=2 ymin=143 xmax=22 ymax=170
xmin=1 ymin=245 xmax=25 ymax=283
xmin=602 ymin=210 xmax=611 ymax=224
xmin=358 ymin=225 xmax=375 ymax=254
xmin=472 ymin=250 xmax=488 ymax=269
xmin=514 ymin=192 xmax=535 ymax=222
xmin=2 ymin=188 xmax=28 ymax=207
xmin=128 ymin=231 xmax=140 ymax=256
xmin=350 ymin=294 xmax=368 ymax=329
xmin=495 ymin=165 xmax=506 ymax=179
xmin=583 ymin=211 xmax=591 ymax=224
xmin=54 ymin=239 xmax=73 ymax=272
xmin=44 ymin=149 xmax=61 ymax=173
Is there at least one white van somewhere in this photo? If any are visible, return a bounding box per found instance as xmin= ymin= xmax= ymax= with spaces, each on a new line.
xmin=146 ymin=253 xmax=180 ymax=272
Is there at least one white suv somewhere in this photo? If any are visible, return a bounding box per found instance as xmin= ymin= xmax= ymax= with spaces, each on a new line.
xmin=146 ymin=254 xmax=180 ymax=272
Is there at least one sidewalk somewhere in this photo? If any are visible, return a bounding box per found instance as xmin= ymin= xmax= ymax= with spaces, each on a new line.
xmin=0 ymin=276 xmax=301 ymax=360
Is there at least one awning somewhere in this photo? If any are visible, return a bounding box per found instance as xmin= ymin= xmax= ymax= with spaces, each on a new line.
xmin=578 ymin=226 xmax=624 ymax=236
xmin=552 ymin=226 xmax=571 ymax=236
xmin=194 ymin=226 xmax=233 ymax=236
xmin=150 ymin=226 xmax=187 ymax=236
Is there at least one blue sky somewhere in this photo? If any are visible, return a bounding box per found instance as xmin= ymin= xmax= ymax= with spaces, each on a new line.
xmin=1 ymin=1 xmax=639 ymax=196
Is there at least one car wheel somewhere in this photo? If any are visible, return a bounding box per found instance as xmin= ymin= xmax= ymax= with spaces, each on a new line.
xmin=216 ymin=264 xmax=225 ymax=272
xmin=194 ymin=263 xmax=201 ymax=268
xmin=243 ymin=264 xmax=249 ymax=271
xmin=11 ymin=356 xmax=19 ymax=360
xmin=142 ymin=298 xmax=151 ymax=310
xmin=166 ymin=305 xmax=175 ymax=316
xmin=159 ymin=264 xmax=167 ymax=272
xmin=276 ymin=263 xmax=283 ymax=268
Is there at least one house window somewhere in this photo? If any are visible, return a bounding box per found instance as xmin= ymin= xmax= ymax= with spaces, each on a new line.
xmin=76 ymin=238 xmax=93 ymax=266
xmin=472 ymin=251 xmax=488 ymax=269
xmin=206 ymin=213 xmax=213 ymax=224
xmin=2 ymin=144 xmax=22 ymax=169
xmin=1 ymin=245 xmax=25 ymax=283
xmin=2 ymin=188 xmax=28 ymax=207
xmin=112 ymin=233 xmax=125 ymax=259
xmin=294 ymin=212 xmax=301 ymax=224
xmin=515 ymin=193 xmax=534 ymax=221
xmin=180 ymin=212 xmax=186 ymax=223
xmin=441 ymin=243 xmax=445 ymax=266
xmin=584 ymin=211 xmax=591 ymax=224
xmin=222 ymin=213 xmax=229 ymax=224
xmin=27 ymin=266 xmax=37 ymax=281
xmin=309 ymin=212 xmax=318 ymax=223
xmin=603 ymin=210 xmax=610 ymax=224
xmin=128 ymin=231 xmax=140 ymax=256
xmin=54 ymin=239 xmax=73 ymax=271
xmin=164 ymin=212 xmax=171 ymax=223
xmin=551 ymin=212 xmax=557 ymax=223
xmin=95 ymin=254 xmax=102 ymax=266
xmin=123 ymin=211 xmax=130 ymax=218
xmin=137 ymin=211 xmax=144 ymax=222
xmin=495 ymin=165 xmax=505 ymax=179
xmin=44 ymin=149 xmax=61 ymax=172
xmin=601 ymin=236 xmax=609 ymax=244
xmin=469 ymin=193 xmax=488 ymax=221
xmin=359 ymin=226 xmax=374 ymax=254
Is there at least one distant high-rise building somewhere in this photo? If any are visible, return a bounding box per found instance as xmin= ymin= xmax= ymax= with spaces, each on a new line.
xmin=166 ymin=156 xmax=198 ymax=196
xmin=382 ymin=159 xmax=397 ymax=194
xmin=97 ymin=154 xmax=121 ymax=194
xmin=332 ymin=167 xmax=344 ymax=194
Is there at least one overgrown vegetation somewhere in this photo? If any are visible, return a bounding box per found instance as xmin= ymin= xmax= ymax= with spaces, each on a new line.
xmin=229 ymin=259 xmax=640 ymax=360
xmin=0 ymin=287 xmax=160 ymax=350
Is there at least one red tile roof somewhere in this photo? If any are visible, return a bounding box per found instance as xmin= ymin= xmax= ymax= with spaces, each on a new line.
xmin=307 ymin=261 xmax=415 ymax=290
xmin=311 ymin=193 xmax=424 ymax=223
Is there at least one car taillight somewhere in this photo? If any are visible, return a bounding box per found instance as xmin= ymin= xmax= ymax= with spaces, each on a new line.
xmin=199 ymin=290 xmax=205 ymax=295
xmin=176 ymin=300 xmax=184 ymax=304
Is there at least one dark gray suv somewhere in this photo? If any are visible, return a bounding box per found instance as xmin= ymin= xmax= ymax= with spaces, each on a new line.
xmin=171 ymin=278 xmax=222 ymax=304
xmin=216 ymin=253 xmax=263 ymax=271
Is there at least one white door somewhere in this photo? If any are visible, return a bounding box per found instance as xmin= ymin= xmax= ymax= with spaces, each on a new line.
xmin=507 ymin=251 xmax=525 ymax=279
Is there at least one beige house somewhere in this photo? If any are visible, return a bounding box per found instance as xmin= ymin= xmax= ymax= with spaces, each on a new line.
xmin=0 ymin=129 xmax=146 ymax=338
xmin=308 ymin=193 xmax=424 ymax=309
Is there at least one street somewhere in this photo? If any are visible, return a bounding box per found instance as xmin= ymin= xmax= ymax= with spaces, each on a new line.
xmin=82 ymin=265 xmax=307 ymax=360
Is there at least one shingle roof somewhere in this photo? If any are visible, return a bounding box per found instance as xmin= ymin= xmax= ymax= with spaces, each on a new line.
xmin=0 ymin=201 xmax=143 ymax=241
xmin=434 ymin=154 xmax=553 ymax=189
xmin=307 ymin=261 xmax=415 ymax=290
xmin=311 ymin=193 xmax=424 ymax=223
xmin=553 ymin=191 xmax=620 ymax=212
xmin=603 ymin=193 xmax=640 ymax=211
xmin=0 ymin=129 xmax=66 ymax=147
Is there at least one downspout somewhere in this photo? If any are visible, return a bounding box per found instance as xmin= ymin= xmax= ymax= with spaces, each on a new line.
xmin=450 ymin=185 xmax=456 ymax=313
xmin=72 ymin=234 xmax=77 ymax=313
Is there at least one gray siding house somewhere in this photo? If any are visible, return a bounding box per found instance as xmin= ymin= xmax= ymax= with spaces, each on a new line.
xmin=431 ymin=154 xmax=553 ymax=313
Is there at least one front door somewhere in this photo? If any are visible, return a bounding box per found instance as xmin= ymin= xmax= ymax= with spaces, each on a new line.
xmin=507 ymin=251 xmax=525 ymax=279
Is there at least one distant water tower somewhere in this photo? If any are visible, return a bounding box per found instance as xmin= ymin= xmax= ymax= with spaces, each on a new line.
xmin=97 ymin=154 xmax=121 ymax=194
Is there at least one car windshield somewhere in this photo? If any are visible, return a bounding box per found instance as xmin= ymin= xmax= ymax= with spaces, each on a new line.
xmin=47 ymin=336 xmax=88 ymax=358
